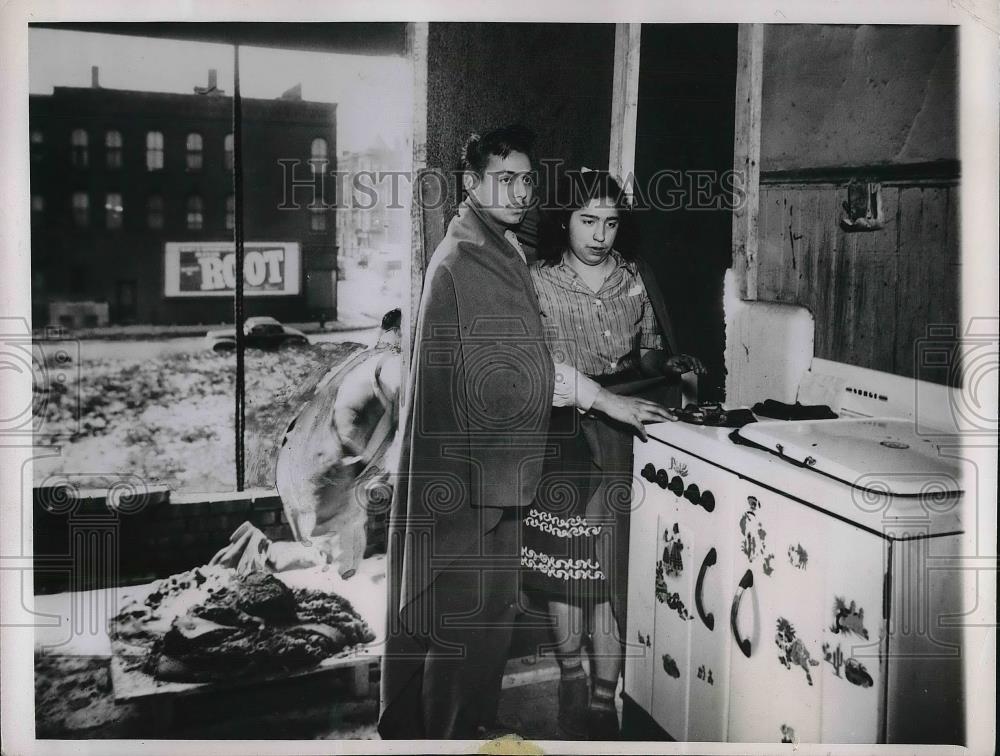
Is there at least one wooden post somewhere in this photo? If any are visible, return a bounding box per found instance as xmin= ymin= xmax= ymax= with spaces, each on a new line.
xmin=732 ymin=23 xmax=763 ymax=301
xmin=405 ymin=22 xmax=429 ymax=381
xmin=610 ymin=23 xmax=642 ymax=201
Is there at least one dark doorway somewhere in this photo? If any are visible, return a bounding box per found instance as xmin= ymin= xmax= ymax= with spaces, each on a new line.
xmin=115 ymin=279 xmax=137 ymax=323
xmin=633 ymin=24 xmax=738 ymax=402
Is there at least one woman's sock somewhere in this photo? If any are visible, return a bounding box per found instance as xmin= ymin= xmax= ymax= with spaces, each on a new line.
xmin=590 ymin=676 xmax=618 ymax=713
xmin=557 ymin=651 xmax=587 ymax=682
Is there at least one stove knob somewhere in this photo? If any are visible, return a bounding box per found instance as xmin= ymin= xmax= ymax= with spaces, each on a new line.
xmin=684 ymin=483 xmax=701 ymax=503
xmin=641 ymin=463 xmax=656 ymax=482
xmin=668 ymin=476 xmax=685 ymax=496
xmin=655 ymin=469 xmax=670 ymax=489
xmin=700 ymin=490 xmax=715 ymax=513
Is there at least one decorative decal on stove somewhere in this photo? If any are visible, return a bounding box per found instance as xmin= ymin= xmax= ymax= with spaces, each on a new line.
xmin=696 ymin=665 xmax=714 ymax=685
xmin=762 ymin=553 xmax=775 ymax=576
xmin=655 ymin=562 xmax=692 ymax=621
xmin=822 ymin=643 xmax=874 ymax=688
xmin=669 ymin=457 xmax=688 ymax=477
xmin=780 ymin=724 xmax=796 ymax=744
xmin=775 ymin=617 xmax=820 ymax=686
xmin=661 ymin=654 xmax=680 ymax=678
xmin=654 ymin=524 xmax=692 ymax=620
xmin=661 ymin=524 xmax=684 ymax=577
xmin=822 ymin=642 xmax=845 ymax=677
xmin=831 ymin=597 xmax=869 ymax=639
xmin=739 ymin=496 xmax=775 ymax=572
xmin=844 ymin=658 xmax=874 ymax=688
xmin=787 ymin=543 xmax=809 ymax=570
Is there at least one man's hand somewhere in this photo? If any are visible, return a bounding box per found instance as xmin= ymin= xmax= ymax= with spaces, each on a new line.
xmin=590 ymin=389 xmax=677 ymax=441
xmin=664 ymin=354 xmax=707 ymax=376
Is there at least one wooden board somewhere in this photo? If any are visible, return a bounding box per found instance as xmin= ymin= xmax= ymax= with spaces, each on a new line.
xmin=108 ymin=556 xmax=387 ymax=704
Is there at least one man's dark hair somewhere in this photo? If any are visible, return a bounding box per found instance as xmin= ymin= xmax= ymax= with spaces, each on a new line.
xmin=461 ymin=124 xmax=535 ymax=178
xmin=381 ymin=308 xmax=402 ymax=331
xmin=537 ymin=168 xmax=637 ymax=263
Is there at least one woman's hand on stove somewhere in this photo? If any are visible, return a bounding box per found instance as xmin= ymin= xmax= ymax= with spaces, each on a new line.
xmin=591 ymin=390 xmax=677 ymax=441
xmin=664 ymin=354 xmax=707 ymax=376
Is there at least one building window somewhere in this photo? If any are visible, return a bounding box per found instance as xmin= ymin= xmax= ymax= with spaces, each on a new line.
xmin=71 ymin=129 xmax=88 ymax=168
xmin=105 ymin=193 xmax=123 ymax=229
xmin=224 ymin=133 xmax=234 ymax=171
xmin=105 ymin=130 xmax=123 ymax=169
xmin=310 ymin=205 xmax=327 ymax=232
xmin=31 ymin=195 xmax=44 ymax=225
xmin=31 ymin=130 xmax=44 ymax=162
xmin=72 ymin=192 xmax=89 ymax=227
xmin=186 ymin=196 xmax=203 ymax=230
xmin=225 ymin=194 xmax=235 ymax=231
xmin=186 ymin=133 xmax=203 ymax=172
xmin=146 ymin=131 xmax=164 ymax=171
xmin=310 ymin=137 xmax=328 ymax=174
xmin=147 ymin=195 xmax=164 ymax=230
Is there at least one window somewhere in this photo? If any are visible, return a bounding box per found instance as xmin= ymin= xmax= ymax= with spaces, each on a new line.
xmin=31 ymin=195 xmax=44 ymax=225
xmin=225 ymin=194 xmax=235 ymax=231
xmin=186 ymin=196 xmax=203 ymax=230
xmin=310 ymin=204 xmax=327 ymax=232
xmin=72 ymin=192 xmax=89 ymax=227
xmin=105 ymin=193 xmax=123 ymax=229
xmin=224 ymin=133 xmax=234 ymax=171
xmin=146 ymin=131 xmax=164 ymax=171
xmin=30 ymin=130 xmax=44 ymax=162
xmin=186 ymin=132 xmax=203 ymax=172
xmin=310 ymin=137 xmax=328 ymax=174
xmin=105 ymin=130 xmax=123 ymax=169
xmin=71 ymin=129 xmax=88 ymax=167
xmin=147 ymin=195 xmax=164 ymax=230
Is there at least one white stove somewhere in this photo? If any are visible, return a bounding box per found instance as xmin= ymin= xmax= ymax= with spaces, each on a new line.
xmin=623 ymin=358 xmax=966 ymax=746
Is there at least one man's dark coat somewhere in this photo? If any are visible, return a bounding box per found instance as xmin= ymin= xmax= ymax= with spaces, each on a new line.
xmin=378 ymin=198 xmax=556 ymax=738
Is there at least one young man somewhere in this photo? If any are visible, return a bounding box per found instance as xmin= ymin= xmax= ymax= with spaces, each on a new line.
xmin=378 ymin=126 xmax=673 ymax=739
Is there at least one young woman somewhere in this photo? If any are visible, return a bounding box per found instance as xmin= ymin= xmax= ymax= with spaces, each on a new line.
xmin=521 ymin=168 xmax=706 ymax=739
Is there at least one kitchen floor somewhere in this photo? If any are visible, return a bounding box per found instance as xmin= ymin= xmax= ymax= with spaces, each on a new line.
xmin=35 ymin=652 xmax=603 ymax=741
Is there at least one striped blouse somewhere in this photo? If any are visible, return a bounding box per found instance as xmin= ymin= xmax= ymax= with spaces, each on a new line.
xmin=530 ymin=250 xmax=662 ymax=378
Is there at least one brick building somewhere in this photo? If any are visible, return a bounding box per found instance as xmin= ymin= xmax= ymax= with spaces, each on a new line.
xmin=29 ymin=68 xmax=338 ymax=326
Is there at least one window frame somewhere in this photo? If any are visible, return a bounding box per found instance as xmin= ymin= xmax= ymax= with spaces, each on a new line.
xmin=186 ymin=195 xmax=204 ymax=231
xmin=186 ymin=132 xmax=204 ymax=172
xmin=105 ymin=130 xmax=123 ymax=169
xmin=146 ymin=130 xmax=165 ymax=171
xmin=71 ymin=128 xmax=89 ymax=168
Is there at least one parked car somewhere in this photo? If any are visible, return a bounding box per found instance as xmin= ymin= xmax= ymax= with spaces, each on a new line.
xmin=205 ymin=316 xmax=309 ymax=352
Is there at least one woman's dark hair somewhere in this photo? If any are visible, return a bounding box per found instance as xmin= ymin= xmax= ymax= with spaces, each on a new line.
xmin=380 ymin=308 xmax=402 ymax=332
xmin=536 ymin=168 xmax=636 ymax=264
xmin=460 ymin=124 xmax=535 ymax=178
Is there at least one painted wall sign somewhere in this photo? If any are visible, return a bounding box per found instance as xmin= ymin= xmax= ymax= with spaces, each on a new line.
xmin=775 ymin=617 xmax=820 ymax=686
xmin=787 ymin=543 xmax=809 ymax=569
xmin=164 ymin=241 xmax=301 ymax=297
xmin=831 ymin=597 xmax=869 ymax=639
xmin=661 ymin=654 xmax=681 ymax=678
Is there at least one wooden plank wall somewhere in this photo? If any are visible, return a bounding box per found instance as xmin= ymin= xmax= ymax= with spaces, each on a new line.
xmin=756 ymin=181 xmax=960 ymax=384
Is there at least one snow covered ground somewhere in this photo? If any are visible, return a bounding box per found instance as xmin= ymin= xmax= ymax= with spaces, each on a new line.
xmin=33 ymin=341 xmax=364 ymax=493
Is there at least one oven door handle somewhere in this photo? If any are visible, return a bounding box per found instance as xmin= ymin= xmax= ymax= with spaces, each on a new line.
xmin=730 ymin=568 xmax=754 ymax=658
xmin=695 ymin=547 xmax=717 ymax=631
